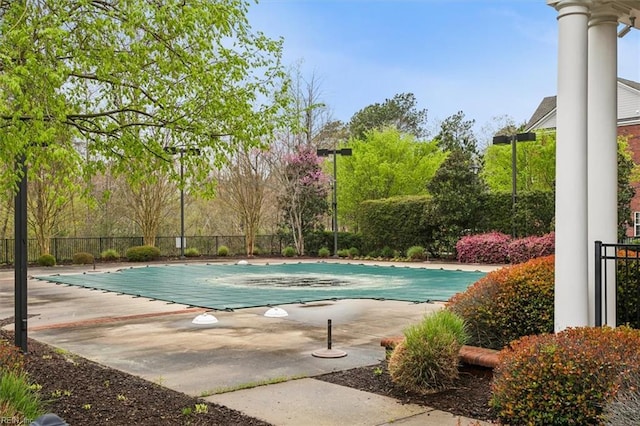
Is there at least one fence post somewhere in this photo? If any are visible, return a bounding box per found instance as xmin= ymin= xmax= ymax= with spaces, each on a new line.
xmin=594 ymin=240 xmax=602 ymax=327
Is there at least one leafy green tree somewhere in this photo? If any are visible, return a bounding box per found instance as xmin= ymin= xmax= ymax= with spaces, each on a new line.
xmin=27 ymin=143 xmax=84 ymax=254
xmin=0 ymin=0 xmax=288 ymax=194
xmin=348 ymin=93 xmax=428 ymax=139
xmin=433 ymin=111 xmax=479 ymax=156
xmin=427 ymin=149 xmax=487 ymax=254
xmin=336 ymin=128 xmax=445 ymax=229
xmin=482 ymin=131 xmax=556 ymax=193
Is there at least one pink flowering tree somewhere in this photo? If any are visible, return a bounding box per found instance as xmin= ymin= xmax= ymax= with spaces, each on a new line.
xmin=278 ymin=145 xmax=330 ymax=255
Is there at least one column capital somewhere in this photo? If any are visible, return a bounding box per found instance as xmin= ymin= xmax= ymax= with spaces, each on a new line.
xmin=548 ymin=0 xmax=592 ymax=19
xmin=590 ymin=3 xmax=627 ymax=27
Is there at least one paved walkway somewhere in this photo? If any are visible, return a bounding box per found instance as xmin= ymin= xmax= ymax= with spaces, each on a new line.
xmin=0 ymin=260 xmax=497 ymax=425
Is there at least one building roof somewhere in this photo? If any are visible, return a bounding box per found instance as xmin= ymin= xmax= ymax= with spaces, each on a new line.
xmin=525 ymin=78 xmax=640 ymax=131
xmin=619 ymin=77 xmax=640 ymax=92
xmin=525 ymin=96 xmax=557 ymax=131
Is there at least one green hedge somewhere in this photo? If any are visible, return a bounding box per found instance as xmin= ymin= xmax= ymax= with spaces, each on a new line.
xmin=356 ymin=192 xmax=553 ymax=257
xmin=478 ymin=191 xmax=554 ymax=237
xmin=359 ymin=195 xmax=432 ymax=254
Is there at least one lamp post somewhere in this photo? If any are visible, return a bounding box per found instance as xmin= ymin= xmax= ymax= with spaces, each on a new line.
xmin=492 ymin=131 xmax=536 ymax=238
xmin=14 ymin=143 xmax=47 ymax=353
xmin=317 ymin=147 xmax=352 ymax=257
xmin=165 ymin=147 xmax=200 ymax=258
xmin=14 ymin=153 xmax=27 ymax=353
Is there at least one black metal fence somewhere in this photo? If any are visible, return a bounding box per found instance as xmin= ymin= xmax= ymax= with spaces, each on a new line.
xmin=0 ymin=235 xmax=285 ymax=264
xmin=595 ymin=241 xmax=640 ymax=327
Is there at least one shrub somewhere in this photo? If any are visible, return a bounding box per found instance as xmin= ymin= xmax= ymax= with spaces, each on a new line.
xmin=318 ymin=247 xmax=330 ymax=258
xmin=184 ymin=247 xmax=200 ymax=257
xmin=406 ymin=245 xmax=426 ymax=260
xmin=0 ymin=370 xmax=44 ymax=420
xmin=380 ymin=246 xmax=395 ymax=259
xmin=507 ymin=232 xmax=555 ymax=264
xmin=366 ymin=250 xmax=380 ymax=258
xmin=388 ymin=310 xmax=467 ymax=394
xmin=72 ymin=252 xmax=94 ymax=265
xmin=348 ymin=247 xmax=359 ymax=258
xmin=281 ymin=246 xmax=296 ymax=257
xmin=336 ymin=248 xmax=350 ymax=258
xmin=100 ymin=249 xmax=119 ymax=261
xmin=37 ymin=254 xmax=56 ymax=267
xmin=447 ymin=255 xmax=554 ymax=349
xmin=125 ymin=245 xmax=161 ymax=262
xmin=491 ymin=326 xmax=640 ymax=425
xmin=217 ymin=245 xmax=229 ymax=256
xmin=456 ymin=232 xmax=511 ymax=264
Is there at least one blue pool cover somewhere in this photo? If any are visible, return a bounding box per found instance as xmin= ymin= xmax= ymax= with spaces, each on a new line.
xmin=35 ymin=262 xmax=486 ymax=311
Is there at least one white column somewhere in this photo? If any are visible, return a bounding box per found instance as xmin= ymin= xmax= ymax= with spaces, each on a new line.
xmin=552 ymin=0 xmax=590 ymax=331
xmin=588 ymin=6 xmax=620 ymax=326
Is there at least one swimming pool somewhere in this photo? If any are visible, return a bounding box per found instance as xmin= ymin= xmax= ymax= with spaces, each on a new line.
xmin=35 ymin=262 xmax=485 ymax=310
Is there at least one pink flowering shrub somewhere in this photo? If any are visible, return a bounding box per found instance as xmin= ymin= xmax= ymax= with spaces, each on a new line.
xmin=507 ymin=232 xmax=555 ymax=264
xmin=456 ymin=232 xmax=555 ymax=264
xmin=456 ymin=232 xmax=511 ymax=264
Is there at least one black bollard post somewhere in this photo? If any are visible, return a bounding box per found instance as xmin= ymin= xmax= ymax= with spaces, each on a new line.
xmin=312 ymin=318 xmax=346 ymax=358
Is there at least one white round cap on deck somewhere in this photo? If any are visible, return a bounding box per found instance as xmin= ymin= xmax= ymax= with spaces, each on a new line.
xmin=237 ymin=260 xmax=249 ymax=265
xmin=264 ymin=307 xmax=288 ymax=318
xmin=192 ymin=313 xmax=218 ymax=324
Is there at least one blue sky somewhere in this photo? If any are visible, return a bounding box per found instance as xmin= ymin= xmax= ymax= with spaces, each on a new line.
xmin=248 ymin=0 xmax=640 ymax=144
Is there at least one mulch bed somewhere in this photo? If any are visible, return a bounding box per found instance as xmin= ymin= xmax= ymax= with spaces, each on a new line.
xmin=2 ymin=325 xmax=496 ymax=425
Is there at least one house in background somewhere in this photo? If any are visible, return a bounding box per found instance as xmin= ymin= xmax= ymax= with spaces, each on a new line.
xmin=525 ymin=77 xmax=640 ymax=237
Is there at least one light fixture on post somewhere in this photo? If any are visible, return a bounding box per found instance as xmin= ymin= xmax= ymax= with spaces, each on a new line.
xmin=164 ymin=146 xmax=201 ymax=258
xmin=618 ymin=16 xmax=635 ymax=38
xmin=316 ymin=147 xmax=352 ymax=257
xmin=492 ymin=132 xmax=536 ymax=238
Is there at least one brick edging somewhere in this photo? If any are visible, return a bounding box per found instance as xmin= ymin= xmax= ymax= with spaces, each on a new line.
xmin=380 ymin=336 xmax=500 ymax=369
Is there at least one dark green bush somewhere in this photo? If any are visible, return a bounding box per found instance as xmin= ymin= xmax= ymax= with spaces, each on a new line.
xmin=72 ymin=252 xmax=94 ymax=265
xmin=388 ymin=310 xmax=467 ymax=394
xmin=380 ymin=246 xmax=395 ymax=259
xmin=336 ymin=248 xmax=350 ymax=258
xmin=491 ymin=326 xmax=640 ymax=425
xmin=348 ymin=247 xmax=359 ymax=258
xmin=37 ymin=254 xmax=56 ymax=267
xmin=406 ymin=245 xmax=426 ymax=260
xmin=359 ymin=195 xmax=432 ymax=255
xmin=447 ymin=255 xmax=554 ymax=350
xmin=217 ymin=245 xmax=229 ymax=256
xmin=318 ymin=247 xmax=330 ymax=258
xmin=477 ymin=191 xmax=555 ymax=237
xmin=281 ymin=246 xmax=296 ymax=257
xmin=184 ymin=247 xmax=200 ymax=257
xmin=100 ymin=249 xmax=119 ymax=261
xmin=125 ymin=245 xmax=161 ymax=262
